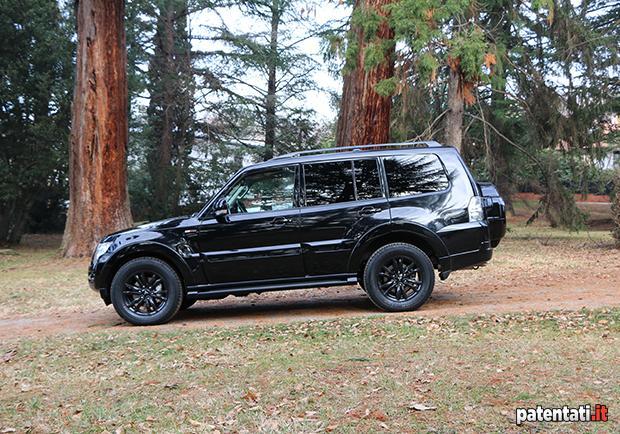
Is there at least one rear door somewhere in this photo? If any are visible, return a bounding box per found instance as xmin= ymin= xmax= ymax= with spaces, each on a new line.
xmin=298 ymin=158 xmax=390 ymax=276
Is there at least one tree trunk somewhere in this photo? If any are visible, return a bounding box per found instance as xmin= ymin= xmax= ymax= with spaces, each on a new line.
xmin=149 ymin=6 xmax=175 ymax=216
xmin=336 ymin=0 xmax=394 ymax=147
xmin=62 ymin=0 xmax=132 ymax=257
xmin=0 ymin=199 xmax=30 ymax=246
xmin=263 ymin=0 xmax=280 ymax=160
xmin=146 ymin=0 xmax=194 ymax=219
xmin=445 ymin=66 xmax=464 ymax=152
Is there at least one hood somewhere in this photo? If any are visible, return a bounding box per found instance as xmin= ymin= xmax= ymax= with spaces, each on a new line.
xmin=101 ymin=216 xmax=191 ymax=242
xmin=137 ymin=216 xmax=190 ymax=230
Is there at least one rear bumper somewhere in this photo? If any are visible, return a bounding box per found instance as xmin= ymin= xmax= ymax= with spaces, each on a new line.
xmin=444 ymin=240 xmax=493 ymax=270
xmin=437 ymin=221 xmax=496 ymax=274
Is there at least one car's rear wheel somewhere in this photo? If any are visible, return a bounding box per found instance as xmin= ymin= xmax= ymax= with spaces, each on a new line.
xmin=110 ymin=257 xmax=183 ymax=325
xmin=363 ymin=243 xmax=435 ymax=312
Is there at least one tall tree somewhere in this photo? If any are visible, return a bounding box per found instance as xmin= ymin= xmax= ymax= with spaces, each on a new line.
xmin=62 ymin=0 xmax=133 ymax=257
xmin=336 ymin=0 xmax=395 ymax=147
xmin=146 ymin=0 xmax=195 ymax=219
xmin=0 ymin=0 xmax=73 ymax=245
xmin=195 ymin=0 xmax=320 ymax=161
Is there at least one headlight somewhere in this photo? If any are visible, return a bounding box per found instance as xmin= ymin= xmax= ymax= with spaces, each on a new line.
xmin=468 ymin=196 xmax=485 ymax=222
xmin=92 ymin=241 xmax=113 ymax=263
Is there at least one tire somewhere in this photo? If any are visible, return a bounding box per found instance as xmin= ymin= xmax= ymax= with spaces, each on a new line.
xmin=180 ymin=298 xmax=197 ymax=310
xmin=363 ymin=243 xmax=435 ymax=312
xmin=110 ymin=257 xmax=183 ymax=326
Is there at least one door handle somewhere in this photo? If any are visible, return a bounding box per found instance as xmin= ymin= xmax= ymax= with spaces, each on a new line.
xmin=271 ymin=217 xmax=290 ymax=226
xmin=358 ymin=206 xmax=379 ymax=217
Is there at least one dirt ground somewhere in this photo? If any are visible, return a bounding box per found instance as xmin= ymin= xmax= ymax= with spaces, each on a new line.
xmin=1 ymin=219 xmax=619 ymax=341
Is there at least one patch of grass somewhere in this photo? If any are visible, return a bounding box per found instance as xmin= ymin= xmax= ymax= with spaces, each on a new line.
xmin=506 ymin=224 xmax=613 ymax=242
xmin=1 ymin=308 xmax=618 ymax=432
xmin=0 ymin=243 xmax=95 ymax=316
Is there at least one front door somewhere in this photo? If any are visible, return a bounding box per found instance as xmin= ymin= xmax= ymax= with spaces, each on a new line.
xmin=299 ymin=158 xmax=390 ymax=276
xmin=196 ymin=165 xmax=304 ymax=284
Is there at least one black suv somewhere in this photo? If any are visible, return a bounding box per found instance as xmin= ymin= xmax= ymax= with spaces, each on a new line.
xmin=89 ymin=142 xmax=506 ymax=325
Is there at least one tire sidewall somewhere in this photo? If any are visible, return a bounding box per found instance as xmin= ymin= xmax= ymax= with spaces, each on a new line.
xmin=364 ymin=243 xmax=435 ymax=312
xmin=110 ymin=257 xmax=183 ymax=325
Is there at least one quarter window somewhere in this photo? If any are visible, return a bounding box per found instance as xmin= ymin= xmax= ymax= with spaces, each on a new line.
xmin=225 ymin=166 xmax=296 ymax=214
xmin=383 ymin=154 xmax=449 ymax=197
xmin=304 ymin=161 xmax=355 ymax=206
xmin=354 ymin=159 xmax=383 ymax=200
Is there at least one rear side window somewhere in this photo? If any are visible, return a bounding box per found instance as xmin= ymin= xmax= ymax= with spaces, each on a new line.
xmin=383 ymin=154 xmax=449 ymax=197
xmin=304 ymin=161 xmax=355 ymax=206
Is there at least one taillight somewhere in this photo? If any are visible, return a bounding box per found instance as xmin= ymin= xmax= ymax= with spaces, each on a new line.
xmin=468 ymin=196 xmax=484 ymax=222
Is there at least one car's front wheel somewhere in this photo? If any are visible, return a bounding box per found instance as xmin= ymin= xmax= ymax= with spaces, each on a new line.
xmin=363 ymin=243 xmax=435 ymax=312
xmin=110 ymin=257 xmax=183 ymax=326
xmin=180 ymin=298 xmax=197 ymax=310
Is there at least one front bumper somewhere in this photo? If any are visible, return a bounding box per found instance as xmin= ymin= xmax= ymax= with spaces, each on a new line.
xmin=88 ymin=263 xmax=111 ymax=305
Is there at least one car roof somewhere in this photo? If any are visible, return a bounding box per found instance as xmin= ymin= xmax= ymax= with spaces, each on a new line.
xmin=248 ymin=142 xmax=458 ymax=171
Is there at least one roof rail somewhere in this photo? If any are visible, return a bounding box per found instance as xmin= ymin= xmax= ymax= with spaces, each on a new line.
xmin=271 ymin=141 xmax=443 ymax=160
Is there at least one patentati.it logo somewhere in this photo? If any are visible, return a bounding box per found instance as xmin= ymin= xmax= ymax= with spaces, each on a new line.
xmin=516 ymin=404 xmax=608 ymax=425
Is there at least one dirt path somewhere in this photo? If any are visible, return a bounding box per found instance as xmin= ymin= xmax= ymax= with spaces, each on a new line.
xmin=1 ymin=274 xmax=618 ymax=340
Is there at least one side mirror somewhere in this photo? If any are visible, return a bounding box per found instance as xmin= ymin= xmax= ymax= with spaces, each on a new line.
xmin=213 ymin=198 xmax=229 ymax=223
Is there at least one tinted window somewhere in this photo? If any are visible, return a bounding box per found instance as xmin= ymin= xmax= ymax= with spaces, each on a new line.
xmin=304 ymin=161 xmax=354 ymax=206
xmin=225 ymin=166 xmax=296 ymax=214
xmin=384 ymin=154 xmax=449 ymax=197
xmin=354 ymin=159 xmax=382 ymax=200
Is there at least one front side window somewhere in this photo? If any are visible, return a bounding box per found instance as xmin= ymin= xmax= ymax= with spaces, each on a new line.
xmin=225 ymin=166 xmax=296 ymax=214
xmin=383 ymin=154 xmax=449 ymax=197
xmin=304 ymin=161 xmax=355 ymax=206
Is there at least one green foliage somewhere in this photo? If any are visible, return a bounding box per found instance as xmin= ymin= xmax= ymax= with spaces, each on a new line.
xmin=351 ymin=5 xmax=383 ymax=41
xmin=417 ymin=51 xmax=439 ymax=82
xmin=363 ymin=40 xmax=393 ymax=70
xmin=375 ymin=77 xmax=398 ymax=97
xmin=0 ymin=0 xmax=74 ymax=244
xmin=387 ymin=0 xmax=618 ymax=229
xmin=387 ymin=0 xmax=470 ymax=51
xmin=343 ymin=38 xmax=360 ymax=74
xmin=448 ymin=27 xmax=487 ymax=82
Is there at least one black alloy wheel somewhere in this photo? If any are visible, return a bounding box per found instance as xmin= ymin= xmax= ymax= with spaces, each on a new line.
xmin=110 ymin=257 xmax=183 ymax=325
xmin=363 ymin=243 xmax=435 ymax=312
xmin=377 ymin=256 xmax=422 ymax=302
xmin=122 ymin=271 xmax=168 ymax=316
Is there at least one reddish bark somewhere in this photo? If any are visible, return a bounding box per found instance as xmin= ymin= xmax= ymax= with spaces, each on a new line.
xmin=62 ymin=0 xmax=132 ymax=257
xmin=336 ymin=0 xmax=395 ymax=147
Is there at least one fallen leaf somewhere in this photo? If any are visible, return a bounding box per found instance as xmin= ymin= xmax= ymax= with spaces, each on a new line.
xmin=408 ymin=403 xmax=437 ymax=411
xmin=242 ymin=389 xmax=258 ymax=402
xmin=1 ymin=350 xmax=16 ymax=363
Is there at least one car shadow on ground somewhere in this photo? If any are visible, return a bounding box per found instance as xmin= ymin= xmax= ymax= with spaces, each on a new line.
xmin=172 ymin=289 xmax=381 ymax=325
